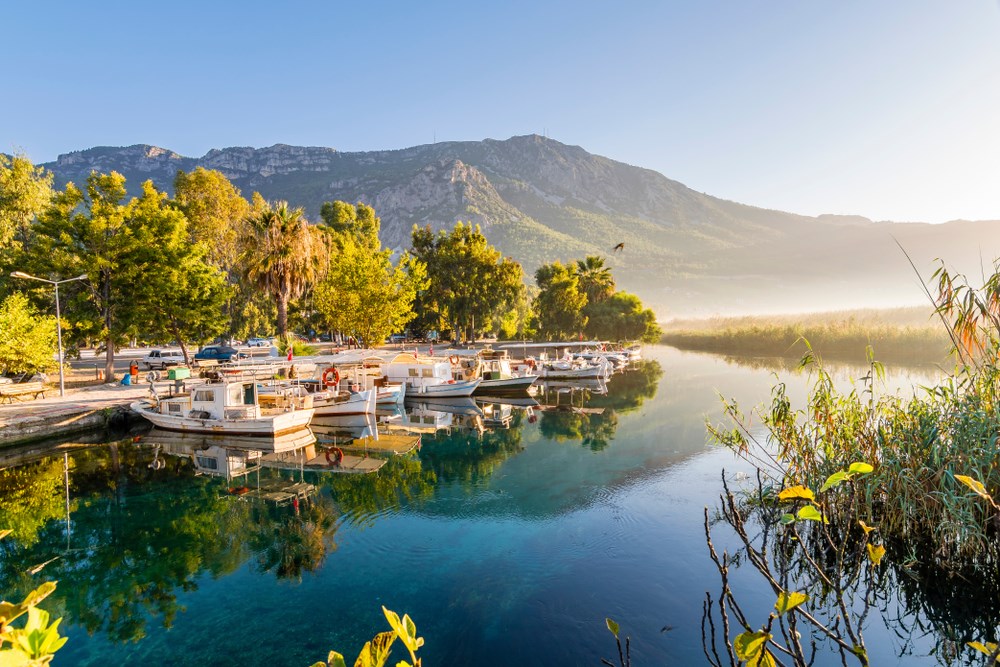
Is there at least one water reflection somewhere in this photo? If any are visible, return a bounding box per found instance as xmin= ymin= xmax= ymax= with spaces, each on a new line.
xmin=11 ymin=353 xmax=985 ymax=665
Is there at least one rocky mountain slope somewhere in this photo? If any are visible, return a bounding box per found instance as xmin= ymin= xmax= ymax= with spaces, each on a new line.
xmin=43 ymin=136 xmax=1000 ymax=316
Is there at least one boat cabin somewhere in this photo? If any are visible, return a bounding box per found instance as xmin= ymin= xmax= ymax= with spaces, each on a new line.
xmin=383 ymin=353 xmax=453 ymax=387
xmin=157 ymin=381 xmax=261 ymax=420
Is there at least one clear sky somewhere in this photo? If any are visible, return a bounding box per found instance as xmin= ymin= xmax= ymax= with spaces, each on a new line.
xmin=4 ymin=1 xmax=999 ymax=223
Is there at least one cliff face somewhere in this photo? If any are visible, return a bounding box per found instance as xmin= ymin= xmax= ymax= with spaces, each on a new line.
xmin=41 ymin=135 xmax=1000 ymax=315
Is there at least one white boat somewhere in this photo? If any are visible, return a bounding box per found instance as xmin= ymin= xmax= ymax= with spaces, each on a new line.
xmin=130 ymin=379 xmax=314 ymax=436
xmin=383 ymin=353 xmax=481 ymax=397
xmin=260 ymin=379 xmax=377 ymax=417
xmin=537 ymin=357 xmax=610 ymax=380
xmin=449 ymin=349 xmax=538 ymax=394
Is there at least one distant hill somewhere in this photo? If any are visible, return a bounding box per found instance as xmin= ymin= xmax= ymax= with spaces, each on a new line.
xmin=42 ymin=136 xmax=1000 ymax=316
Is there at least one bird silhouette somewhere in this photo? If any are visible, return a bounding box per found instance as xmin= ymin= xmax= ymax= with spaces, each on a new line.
xmin=612 ymin=242 xmax=625 ymax=253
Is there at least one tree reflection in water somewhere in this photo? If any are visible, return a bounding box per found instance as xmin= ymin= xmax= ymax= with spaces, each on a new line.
xmin=248 ymin=493 xmax=338 ymax=581
xmin=0 ymin=440 xmax=343 ymax=643
xmin=537 ymin=360 xmax=661 ymax=451
xmin=418 ymin=412 xmax=526 ymax=484
xmin=324 ymin=454 xmax=437 ymax=526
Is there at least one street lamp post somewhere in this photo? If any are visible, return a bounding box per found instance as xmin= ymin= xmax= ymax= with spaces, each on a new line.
xmin=10 ymin=271 xmax=88 ymax=397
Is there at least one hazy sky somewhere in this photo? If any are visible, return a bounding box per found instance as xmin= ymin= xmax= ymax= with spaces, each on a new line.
xmin=4 ymin=1 xmax=999 ymax=223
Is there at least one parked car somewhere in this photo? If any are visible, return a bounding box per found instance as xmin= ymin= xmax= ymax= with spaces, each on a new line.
xmin=141 ymin=349 xmax=186 ymax=370
xmin=193 ymin=346 xmax=247 ymax=363
xmin=247 ymin=337 xmax=272 ymax=347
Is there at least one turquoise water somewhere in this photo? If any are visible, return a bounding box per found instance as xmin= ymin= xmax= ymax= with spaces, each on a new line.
xmin=0 ymin=348 xmax=971 ymax=665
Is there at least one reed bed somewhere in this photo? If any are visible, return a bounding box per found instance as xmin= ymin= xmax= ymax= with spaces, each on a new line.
xmin=662 ymin=318 xmax=950 ymax=364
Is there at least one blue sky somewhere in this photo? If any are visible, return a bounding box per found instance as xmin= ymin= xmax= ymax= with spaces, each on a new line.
xmin=4 ymin=1 xmax=999 ymax=223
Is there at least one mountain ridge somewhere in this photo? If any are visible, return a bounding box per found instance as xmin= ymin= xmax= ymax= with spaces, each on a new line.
xmin=38 ymin=135 xmax=1000 ymax=316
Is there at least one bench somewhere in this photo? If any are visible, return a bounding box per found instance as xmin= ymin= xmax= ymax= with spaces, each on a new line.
xmin=0 ymin=381 xmax=48 ymax=403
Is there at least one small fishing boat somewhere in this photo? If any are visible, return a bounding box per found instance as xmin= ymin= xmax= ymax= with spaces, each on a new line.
xmin=383 ymin=353 xmax=481 ymax=397
xmin=537 ymin=357 xmax=610 ymax=380
xmin=130 ymin=379 xmax=314 ymax=436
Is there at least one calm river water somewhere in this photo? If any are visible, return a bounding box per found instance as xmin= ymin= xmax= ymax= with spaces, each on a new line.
xmin=0 ymin=347 xmax=968 ymax=665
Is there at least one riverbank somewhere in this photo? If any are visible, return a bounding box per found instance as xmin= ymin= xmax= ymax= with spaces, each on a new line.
xmin=0 ymin=382 xmax=149 ymax=447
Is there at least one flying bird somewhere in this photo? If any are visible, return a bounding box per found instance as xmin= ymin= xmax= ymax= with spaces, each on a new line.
xmin=612 ymin=242 xmax=625 ymax=253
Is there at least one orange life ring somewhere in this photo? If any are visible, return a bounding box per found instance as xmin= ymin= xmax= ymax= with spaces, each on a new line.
xmin=325 ymin=447 xmax=344 ymax=467
xmin=322 ymin=366 xmax=340 ymax=388
xmin=449 ymin=355 xmax=459 ymax=365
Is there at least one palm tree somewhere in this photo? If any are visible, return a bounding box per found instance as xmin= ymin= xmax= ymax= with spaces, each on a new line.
xmin=239 ymin=200 xmax=325 ymax=337
xmin=575 ymin=255 xmax=615 ymax=305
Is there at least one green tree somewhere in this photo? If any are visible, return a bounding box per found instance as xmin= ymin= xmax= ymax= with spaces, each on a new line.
xmin=411 ymin=222 xmax=526 ymax=342
xmin=533 ymin=261 xmax=587 ymax=340
xmin=239 ymin=200 xmax=326 ymax=338
xmin=574 ymin=255 xmax=615 ymax=305
xmin=314 ymin=236 xmax=426 ymax=348
xmin=319 ymin=200 xmax=380 ymax=250
xmin=26 ymin=172 xmax=140 ymax=379
xmin=0 ymin=153 xmax=53 ymax=252
xmin=127 ymin=181 xmax=231 ymax=362
xmin=584 ymin=291 xmax=662 ymax=343
xmin=173 ymin=167 xmax=249 ymax=271
xmin=0 ymin=292 xmax=57 ymax=375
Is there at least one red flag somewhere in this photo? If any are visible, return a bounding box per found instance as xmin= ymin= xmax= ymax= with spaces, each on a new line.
xmin=429 ymin=343 xmax=434 ymax=356
xmin=287 ymin=348 xmax=293 ymax=361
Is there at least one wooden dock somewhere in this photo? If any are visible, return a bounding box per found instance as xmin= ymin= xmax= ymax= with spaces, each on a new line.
xmin=260 ymin=449 xmax=388 ymax=474
xmin=237 ymin=481 xmax=316 ymax=504
xmin=316 ymin=433 xmax=421 ymax=455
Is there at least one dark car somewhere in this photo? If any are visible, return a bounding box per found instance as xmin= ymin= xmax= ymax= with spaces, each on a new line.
xmin=193 ymin=345 xmax=246 ymax=362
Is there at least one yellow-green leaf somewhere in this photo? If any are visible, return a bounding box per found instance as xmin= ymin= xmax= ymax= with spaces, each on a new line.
xmin=0 ymin=529 xmax=12 ymax=541
xmin=820 ymin=471 xmax=849 ymax=492
xmin=327 ymin=652 xmax=348 ymax=667
xmin=0 ymin=647 xmax=32 ymax=667
xmin=858 ymin=520 xmax=876 ymax=534
xmin=967 ymin=641 xmax=999 ymax=659
xmin=734 ymin=631 xmax=771 ymax=661
xmin=354 ymin=631 xmax=396 ymax=667
xmin=21 ymin=581 xmax=56 ymax=608
xmin=955 ymin=475 xmax=994 ymax=502
xmin=848 ymin=462 xmax=874 ymax=475
xmin=605 ymin=618 xmax=620 ymax=638
xmin=796 ymin=505 xmax=826 ymax=522
xmin=867 ymin=543 xmax=886 ymax=567
xmin=777 ymin=485 xmax=815 ymax=502
xmin=774 ymin=591 xmax=809 ymax=616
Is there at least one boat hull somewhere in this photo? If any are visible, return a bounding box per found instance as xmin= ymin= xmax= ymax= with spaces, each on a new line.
xmin=130 ymin=400 xmax=315 ymax=436
xmin=474 ymin=374 xmax=538 ymax=394
xmin=312 ymin=389 xmax=376 ymax=416
xmin=538 ymin=365 xmax=608 ymax=380
xmin=409 ymin=378 xmax=481 ymax=398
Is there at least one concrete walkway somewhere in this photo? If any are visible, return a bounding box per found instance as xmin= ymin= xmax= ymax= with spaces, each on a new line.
xmin=0 ymin=382 xmax=151 ymax=445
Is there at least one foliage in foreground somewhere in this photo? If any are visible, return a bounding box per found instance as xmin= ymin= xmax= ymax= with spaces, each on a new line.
xmin=703 ymin=261 xmax=1000 ymax=664
xmin=0 ymin=531 xmax=67 ymax=666
xmin=310 ymin=607 xmax=423 ymax=667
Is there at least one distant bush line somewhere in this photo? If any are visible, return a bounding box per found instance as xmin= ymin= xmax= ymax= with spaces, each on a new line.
xmin=660 ymin=317 xmax=951 ymax=364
